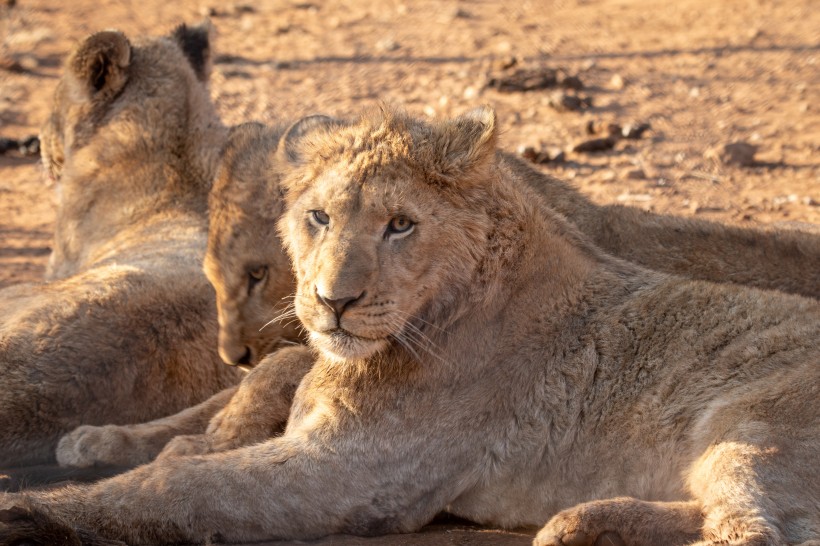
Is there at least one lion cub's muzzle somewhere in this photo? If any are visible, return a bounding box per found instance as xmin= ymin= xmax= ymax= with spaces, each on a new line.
xmin=315 ymin=287 xmax=366 ymax=325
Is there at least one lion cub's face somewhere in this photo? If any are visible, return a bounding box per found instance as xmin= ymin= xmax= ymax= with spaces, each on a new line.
xmin=279 ymin=108 xmax=498 ymax=362
xmin=205 ymin=123 xmax=302 ymax=367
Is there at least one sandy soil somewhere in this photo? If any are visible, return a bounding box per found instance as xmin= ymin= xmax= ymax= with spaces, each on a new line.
xmin=0 ymin=0 xmax=817 ymax=543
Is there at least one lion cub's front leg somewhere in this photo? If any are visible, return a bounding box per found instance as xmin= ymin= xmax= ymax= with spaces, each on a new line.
xmin=158 ymin=346 xmax=315 ymax=459
xmin=534 ymin=498 xmax=703 ymax=546
xmin=56 ymin=387 xmax=237 ymax=468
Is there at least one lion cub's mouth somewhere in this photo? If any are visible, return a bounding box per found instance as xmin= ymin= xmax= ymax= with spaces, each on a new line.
xmin=310 ymin=328 xmax=387 ymax=361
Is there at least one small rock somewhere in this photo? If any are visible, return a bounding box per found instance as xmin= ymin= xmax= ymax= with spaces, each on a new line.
xmin=0 ymin=137 xmax=19 ymax=154
xmin=610 ymin=73 xmax=625 ymax=89
xmin=19 ymin=55 xmax=38 ymax=71
xmin=231 ymin=3 xmax=255 ymax=14
xmin=548 ymin=148 xmax=566 ymax=163
xmin=518 ymin=146 xmax=565 ymax=165
xmin=18 ymin=135 xmax=40 ymax=156
xmin=494 ymin=56 xmax=518 ymax=71
xmin=621 ymin=122 xmax=651 ymax=139
xmin=199 ymin=6 xmax=221 ymax=17
xmin=706 ymin=141 xmax=757 ymax=167
xmin=486 ymin=67 xmax=558 ymax=93
xmin=586 ymin=120 xmax=621 ymax=137
xmin=572 ymin=137 xmax=617 ymax=153
xmin=802 ymin=197 xmax=819 ymax=207
xmin=0 ymin=56 xmax=25 ymax=73
xmin=548 ymin=90 xmax=592 ymax=112
xmin=560 ymin=74 xmax=584 ymax=90
xmin=625 ymin=168 xmax=646 ymax=180
xmin=375 ymin=38 xmax=400 ymax=53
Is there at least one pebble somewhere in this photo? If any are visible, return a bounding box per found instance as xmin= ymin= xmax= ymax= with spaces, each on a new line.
xmin=559 ymin=74 xmax=584 ymax=90
xmin=18 ymin=135 xmax=40 ymax=156
xmin=548 ymin=90 xmax=592 ymax=112
xmin=487 ymin=67 xmax=558 ymax=93
xmin=610 ymin=73 xmax=625 ymax=89
xmin=572 ymin=137 xmax=616 ymax=153
xmin=0 ymin=137 xmax=18 ymax=154
xmin=375 ymin=38 xmax=400 ymax=53
xmin=621 ymin=122 xmax=651 ymax=139
xmin=705 ymin=141 xmax=757 ymax=167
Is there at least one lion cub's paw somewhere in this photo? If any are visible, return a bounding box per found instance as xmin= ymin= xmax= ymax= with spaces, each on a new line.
xmin=156 ymin=434 xmax=213 ymax=460
xmin=534 ymin=505 xmax=625 ymax=546
xmin=56 ymin=425 xmax=143 ymax=468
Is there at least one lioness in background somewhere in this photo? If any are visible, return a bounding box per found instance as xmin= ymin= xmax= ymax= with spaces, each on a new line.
xmin=0 ymin=23 xmax=260 ymax=468
xmin=55 ymin=114 xmax=820 ymax=470
xmin=11 ymin=107 xmax=816 ymax=546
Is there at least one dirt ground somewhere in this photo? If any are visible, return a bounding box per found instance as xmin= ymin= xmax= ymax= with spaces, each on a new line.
xmin=0 ymin=0 xmax=817 ymax=544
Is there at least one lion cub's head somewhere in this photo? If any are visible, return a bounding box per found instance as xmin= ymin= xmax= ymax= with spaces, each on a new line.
xmin=41 ymin=21 xmax=216 ymax=185
xmin=41 ymin=22 xmax=225 ymax=279
xmin=205 ymin=123 xmax=306 ymax=367
xmin=277 ymin=107 xmax=500 ymax=362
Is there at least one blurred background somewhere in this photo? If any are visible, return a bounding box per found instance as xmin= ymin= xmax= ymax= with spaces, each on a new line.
xmin=1 ymin=0 xmax=818 ymax=287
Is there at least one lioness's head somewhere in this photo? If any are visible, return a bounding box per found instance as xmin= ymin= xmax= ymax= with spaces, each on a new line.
xmin=41 ymin=21 xmax=217 ymax=187
xmin=277 ymin=107 xmax=500 ymax=362
xmin=205 ymin=123 xmax=308 ymax=367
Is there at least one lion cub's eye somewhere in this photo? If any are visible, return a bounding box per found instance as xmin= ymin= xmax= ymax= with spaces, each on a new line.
xmin=310 ymin=210 xmax=330 ymax=227
xmin=386 ymin=216 xmax=415 ymax=237
xmin=247 ymin=265 xmax=268 ymax=293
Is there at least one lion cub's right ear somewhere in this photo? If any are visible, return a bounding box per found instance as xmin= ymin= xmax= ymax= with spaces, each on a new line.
xmin=66 ymin=30 xmax=131 ymax=102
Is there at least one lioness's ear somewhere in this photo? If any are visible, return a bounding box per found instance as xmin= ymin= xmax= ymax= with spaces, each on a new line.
xmin=172 ymin=20 xmax=213 ymax=82
xmin=67 ymin=30 xmax=131 ymax=101
xmin=277 ymin=115 xmax=340 ymax=166
xmin=431 ymin=106 xmax=497 ymax=180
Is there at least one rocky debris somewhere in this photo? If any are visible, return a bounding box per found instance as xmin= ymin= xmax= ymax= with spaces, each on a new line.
xmin=609 ymin=73 xmax=626 ymax=89
xmin=0 ymin=137 xmax=18 ymax=154
xmin=625 ymin=168 xmax=646 ymax=180
xmin=375 ymin=37 xmax=401 ymax=53
xmin=548 ymin=90 xmax=592 ymax=112
xmin=586 ymin=120 xmax=651 ymax=140
xmin=487 ymin=67 xmax=557 ymax=92
xmin=620 ymin=122 xmax=651 ymax=139
xmin=705 ymin=141 xmax=758 ymax=167
xmin=18 ymin=136 xmax=40 ymax=157
xmin=572 ymin=137 xmax=617 ymax=153
xmin=586 ymin=120 xmax=621 ymax=137
xmin=0 ymin=56 xmax=26 ymax=74
xmin=0 ymin=135 xmax=39 ymax=157
xmin=559 ymin=74 xmax=584 ymax=90
xmin=519 ymin=146 xmax=565 ymax=164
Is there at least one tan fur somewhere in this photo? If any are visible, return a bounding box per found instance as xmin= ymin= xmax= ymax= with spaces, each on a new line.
xmin=0 ymin=24 xmax=246 ymax=467
xmin=55 ymin=122 xmax=310 ymax=468
xmin=57 ymin=113 xmax=820 ymax=471
xmin=4 ymin=108 xmax=817 ymax=546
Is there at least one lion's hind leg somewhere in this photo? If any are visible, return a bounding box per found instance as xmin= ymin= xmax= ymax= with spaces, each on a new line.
xmin=534 ymin=497 xmax=703 ymax=546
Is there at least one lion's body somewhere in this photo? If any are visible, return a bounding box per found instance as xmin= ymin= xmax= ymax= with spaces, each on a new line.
xmin=8 ymin=108 xmax=818 ymax=546
xmin=0 ymin=25 xmax=243 ymax=467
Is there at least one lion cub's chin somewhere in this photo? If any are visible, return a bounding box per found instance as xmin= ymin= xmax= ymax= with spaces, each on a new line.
xmin=309 ymin=331 xmax=388 ymax=362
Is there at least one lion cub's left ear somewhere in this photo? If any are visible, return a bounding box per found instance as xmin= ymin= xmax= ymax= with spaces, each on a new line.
xmin=172 ymin=20 xmax=214 ymax=82
xmin=430 ymin=106 xmax=498 ymax=182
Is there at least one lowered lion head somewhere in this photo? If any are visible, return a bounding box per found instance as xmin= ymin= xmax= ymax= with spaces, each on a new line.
xmin=277 ymin=107 xmax=502 ymax=362
xmin=205 ymin=122 xmax=309 ymax=367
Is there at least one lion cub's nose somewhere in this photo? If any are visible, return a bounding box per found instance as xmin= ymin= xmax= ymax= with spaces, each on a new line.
xmin=316 ymin=290 xmax=365 ymax=320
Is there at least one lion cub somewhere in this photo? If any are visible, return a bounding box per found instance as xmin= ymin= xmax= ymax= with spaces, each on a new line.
xmin=0 ymin=23 xmax=279 ymax=468
xmin=4 ymin=107 xmax=817 ymax=546
xmin=55 ymin=112 xmax=820 ymax=469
